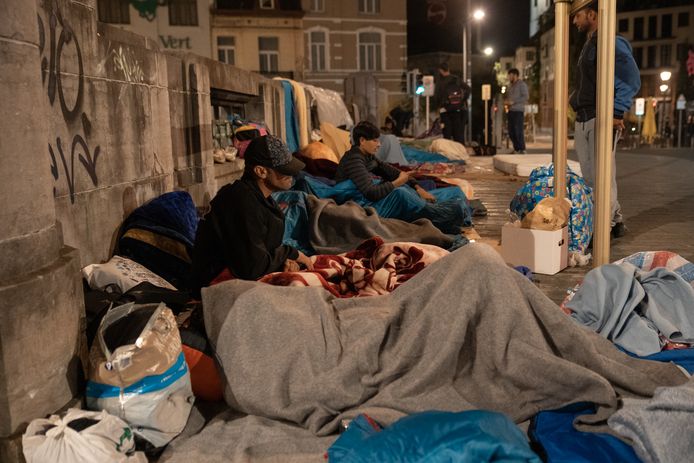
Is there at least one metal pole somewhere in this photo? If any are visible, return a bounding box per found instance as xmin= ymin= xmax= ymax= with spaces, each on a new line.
xmin=465 ymin=0 xmax=472 ymax=144
xmin=426 ymin=95 xmax=430 ymax=131
xmin=553 ymin=0 xmax=571 ymax=201
xmin=678 ymin=109 xmax=683 ymax=148
xmin=593 ymin=0 xmax=617 ymax=266
xmin=484 ymin=100 xmax=488 ymax=145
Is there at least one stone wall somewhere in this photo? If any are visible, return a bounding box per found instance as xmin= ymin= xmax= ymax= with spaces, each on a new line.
xmin=36 ymin=0 xmax=269 ymax=267
xmin=0 ymin=1 xmax=273 ymax=459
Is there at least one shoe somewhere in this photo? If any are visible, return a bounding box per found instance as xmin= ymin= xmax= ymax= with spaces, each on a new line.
xmin=611 ymin=222 xmax=627 ymax=238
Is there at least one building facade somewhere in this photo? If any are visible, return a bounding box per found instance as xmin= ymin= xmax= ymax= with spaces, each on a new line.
xmin=97 ymin=0 xmax=213 ymax=57
xmin=301 ymin=0 xmax=408 ymax=111
xmin=530 ymin=0 xmax=552 ymax=38
xmin=514 ymin=46 xmax=537 ymax=80
xmin=211 ymin=0 xmax=305 ymax=80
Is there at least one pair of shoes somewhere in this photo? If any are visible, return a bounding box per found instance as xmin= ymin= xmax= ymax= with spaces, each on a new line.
xmin=513 ymin=150 xmax=527 ymax=154
xmin=611 ymin=222 xmax=627 ymax=238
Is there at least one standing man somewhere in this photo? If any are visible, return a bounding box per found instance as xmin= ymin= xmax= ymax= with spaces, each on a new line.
xmin=505 ymin=68 xmax=529 ymax=154
xmin=434 ymin=62 xmax=469 ymax=145
xmin=570 ymin=0 xmax=640 ymax=239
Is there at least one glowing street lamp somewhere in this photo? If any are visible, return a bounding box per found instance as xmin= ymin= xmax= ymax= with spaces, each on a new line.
xmin=483 ymin=46 xmax=494 ymax=56
xmin=473 ymin=9 xmax=485 ymax=21
xmin=660 ymin=84 xmax=669 ymax=93
xmin=660 ymin=70 xmax=672 ymax=82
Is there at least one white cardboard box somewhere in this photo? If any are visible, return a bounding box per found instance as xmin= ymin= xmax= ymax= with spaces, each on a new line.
xmin=501 ymin=224 xmax=568 ymax=275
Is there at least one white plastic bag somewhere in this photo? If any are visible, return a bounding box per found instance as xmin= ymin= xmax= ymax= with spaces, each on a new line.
xmin=22 ymin=408 xmax=146 ymax=463
xmin=86 ymin=302 xmax=194 ymax=448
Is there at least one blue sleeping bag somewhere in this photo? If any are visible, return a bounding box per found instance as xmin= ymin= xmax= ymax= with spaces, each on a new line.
xmin=293 ymin=174 xmax=472 ymax=234
xmin=328 ymin=410 xmax=541 ymax=462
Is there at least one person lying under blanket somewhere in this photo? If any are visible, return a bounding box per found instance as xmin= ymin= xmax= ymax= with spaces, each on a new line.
xmin=190 ymin=135 xmax=314 ymax=297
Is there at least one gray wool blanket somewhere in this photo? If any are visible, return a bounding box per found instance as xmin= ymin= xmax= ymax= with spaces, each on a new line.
xmin=305 ymin=195 xmax=459 ymax=254
xmin=608 ymin=376 xmax=694 ymax=463
xmin=200 ymin=244 xmax=687 ymax=451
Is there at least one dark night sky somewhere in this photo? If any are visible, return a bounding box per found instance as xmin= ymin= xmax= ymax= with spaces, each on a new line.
xmin=482 ymin=0 xmax=532 ymax=56
xmin=408 ymin=0 xmax=531 ymax=57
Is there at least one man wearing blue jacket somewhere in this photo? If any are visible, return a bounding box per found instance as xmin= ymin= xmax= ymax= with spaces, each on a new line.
xmin=570 ymin=0 xmax=640 ymax=239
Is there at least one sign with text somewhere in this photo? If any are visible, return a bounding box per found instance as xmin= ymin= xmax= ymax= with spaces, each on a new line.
xmin=422 ymin=75 xmax=435 ymax=96
xmin=482 ymin=84 xmax=491 ymax=101
xmin=635 ymin=97 xmax=645 ymax=116
xmin=677 ymin=94 xmax=686 ymax=110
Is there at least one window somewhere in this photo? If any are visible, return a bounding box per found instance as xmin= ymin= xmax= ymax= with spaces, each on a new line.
xmin=534 ymin=0 xmax=537 ymax=6
xmin=526 ymin=51 xmax=534 ymax=61
xmin=358 ymin=32 xmax=382 ymax=71
xmin=618 ymin=18 xmax=629 ymax=33
xmin=217 ymin=36 xmax=235 ymax=65
xmin=662 ymin=14 xmax=672 ymax=38
xmin=505 ymin=62 xmax=511 ymax=71
xmin=97 ymin=0 xmax=130 ymax=24
xmin=660 ymin=44 xmax=671 ymax=66
xmin=259 ymin=37 xmax=279 ymax=72
xmin=259 ymin=0 xmax=274 ymax=9
xmin=169 ymin=0 xmax=198 ymax=26
xmin=678 ymin=12 xmax=690 ymax=28
xmin=647 ymin=45 xmax=656 ymax=68
xmin=648 ymin=15 xmax=657 ymax=39
xmin=311 ymin=0 xmax=325 ymax=12
xmin=634 ymin=17 xmax=644 ymax=40
xmin=359 ymin=0 xmax=380 ymax=14
xmin=633 ymin=47 xmax=643 ymax=68
xmin=309 ymin=31 xmax=326 ymax=71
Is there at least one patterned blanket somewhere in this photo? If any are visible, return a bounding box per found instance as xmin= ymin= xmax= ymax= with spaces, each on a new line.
xmin=259 ymin=237 xmax=449 ymax=298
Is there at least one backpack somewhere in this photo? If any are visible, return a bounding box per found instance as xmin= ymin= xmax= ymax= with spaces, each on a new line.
xmin=445 ymin=79 xmax=469 ymax=112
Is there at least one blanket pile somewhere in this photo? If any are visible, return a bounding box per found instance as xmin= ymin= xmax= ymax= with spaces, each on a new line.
xmin=202 ymin=244 xmax=687 ymax=439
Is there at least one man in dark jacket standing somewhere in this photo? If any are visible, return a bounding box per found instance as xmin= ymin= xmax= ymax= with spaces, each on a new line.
xmin=570 ymin=0 xmax=640 ymax=239
xmin=434 ymin=62 xmax=468 ymax=144
xmin=504 ymin=68 xmax=529 ymax=153
xmin=191 ymin=135 xmax=313 ymax=295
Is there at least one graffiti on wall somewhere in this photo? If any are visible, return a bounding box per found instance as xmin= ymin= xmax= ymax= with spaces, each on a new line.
xmin=38 ymin=4 xmax=100 ymax=204
xmin=130 ymin=0 xmax=167 ymax=22
xmin=112 ymin=45 xmax=145 ymax=83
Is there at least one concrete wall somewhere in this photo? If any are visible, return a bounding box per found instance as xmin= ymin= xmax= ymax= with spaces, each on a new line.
xmin=1 ymin=1 xmax=272 ymax=458
xmin=33 ymin=0 xmax=268 ymax=268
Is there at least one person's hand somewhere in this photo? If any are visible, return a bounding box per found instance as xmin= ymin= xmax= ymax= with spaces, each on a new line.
xmin=296 ymin=251 xmax=314 ymax=271
xmin=613 ymin=118 xmax=625 ymax=130
xmin=283 ymin=259 xmax=299 ymax=272
xmin=392 ymin=170 xmax=413 ymax=187
xmin=416 ymin=187 xmax=437 ymax=203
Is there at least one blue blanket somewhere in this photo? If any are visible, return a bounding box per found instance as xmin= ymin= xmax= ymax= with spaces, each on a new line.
xmin=293 ymin=174 xmax=472 ymax=234
xmin=530 ymin=348 xmax=694 ymax=463
xmin=281 ymin=80 xmax=300 ymax=152
xmin=402 ymin=145 xmax=465 ymax=164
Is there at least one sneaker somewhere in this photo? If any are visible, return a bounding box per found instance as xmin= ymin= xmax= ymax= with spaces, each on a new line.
xmin=611 ymin=222 xmax=627 ymax=238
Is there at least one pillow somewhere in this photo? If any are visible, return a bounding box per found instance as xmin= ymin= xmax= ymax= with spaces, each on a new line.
xmin=82 ymin=255 xmax=176 ymax=292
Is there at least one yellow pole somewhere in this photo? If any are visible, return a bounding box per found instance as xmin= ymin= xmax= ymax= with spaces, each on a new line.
xmin=553 ymin=0 xmax=571 ymax=201
xmin=594 ymin=0 xmax=616 ymax=266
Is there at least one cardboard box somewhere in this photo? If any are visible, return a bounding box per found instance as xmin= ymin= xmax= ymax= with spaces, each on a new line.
xmin=501 ymin=224 xmax=568 ymax=275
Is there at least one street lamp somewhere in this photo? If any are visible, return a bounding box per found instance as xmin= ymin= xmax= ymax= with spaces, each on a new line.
xmin=659 ymin=84 xmax=669 ymax=93
xmin=660 ymin=70 xmax=672 ymax=82
xmin=483 ymin=46 xmax=494 ymax=56
xmin=463 ymin=3 xmax=486 ymax=142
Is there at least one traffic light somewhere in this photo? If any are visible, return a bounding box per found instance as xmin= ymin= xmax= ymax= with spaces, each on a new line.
xmin=415 ymin=74 xmax=425 ymax=95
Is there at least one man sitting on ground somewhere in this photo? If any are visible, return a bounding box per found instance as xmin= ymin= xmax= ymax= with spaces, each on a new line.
xmin=335 ymin=121 xmax=436 ymax=203
xmin=191 ymin=135 xmax=313 ymax=296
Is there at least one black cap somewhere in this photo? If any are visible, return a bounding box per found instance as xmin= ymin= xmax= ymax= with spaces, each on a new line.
xmin=244 ymin=135 xmax=305 ymax=176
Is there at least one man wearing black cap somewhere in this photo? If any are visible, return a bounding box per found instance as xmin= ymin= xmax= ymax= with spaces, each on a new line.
xmin=570 ymin=0 xmax=640 ymax=239
xmin=191 ymin=135 xmax=313 ymax=294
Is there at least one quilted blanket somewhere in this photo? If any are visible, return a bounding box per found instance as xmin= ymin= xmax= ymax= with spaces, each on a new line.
xmin=259 ymin=237 xmax=449 ymax=298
